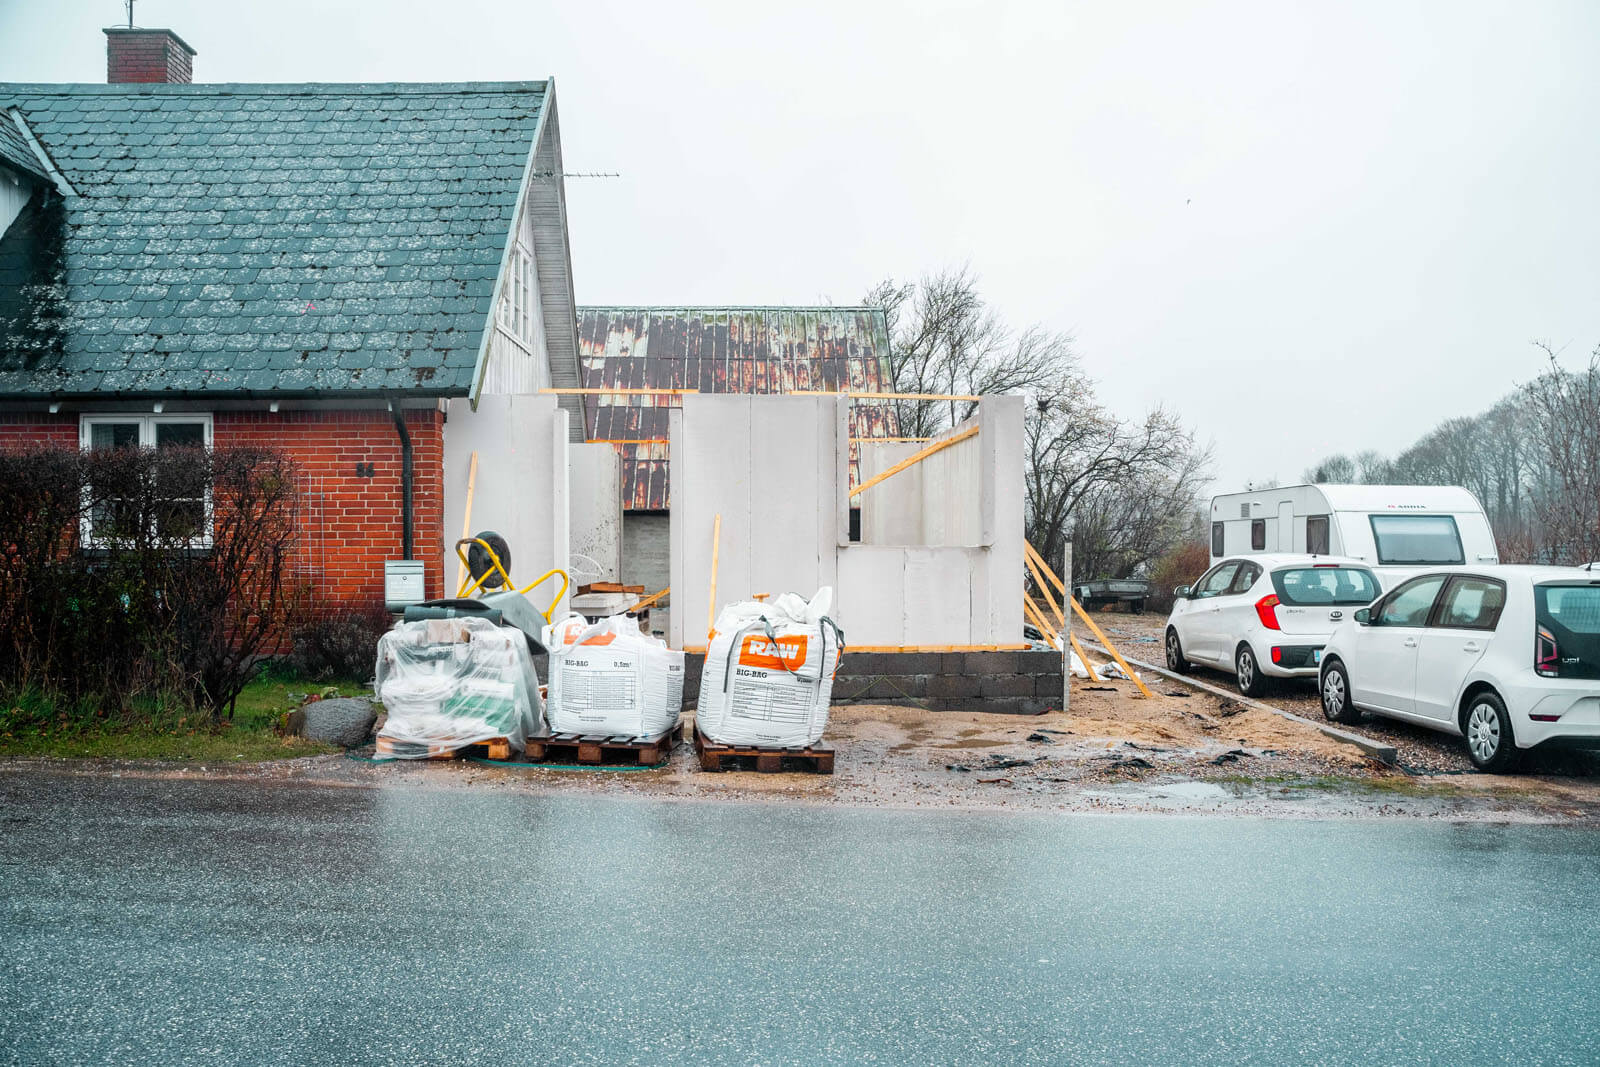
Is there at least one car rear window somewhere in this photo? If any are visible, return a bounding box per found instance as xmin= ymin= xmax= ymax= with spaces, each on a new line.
xmin=1369 ymin=514 xmax=1464 ymax=565
xmin=1536 ymin=584 xmax=1600 ymax=679
xmin=1271 ymin=566 xmax=1380 ymax=606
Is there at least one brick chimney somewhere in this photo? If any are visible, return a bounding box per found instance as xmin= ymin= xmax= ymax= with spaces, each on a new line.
xmin=104 ymin=27 xmax=196 ymax=84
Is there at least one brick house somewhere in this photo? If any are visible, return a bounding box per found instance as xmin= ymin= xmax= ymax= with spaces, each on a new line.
xmin=0 ymin=27 xmax=583 ymax=608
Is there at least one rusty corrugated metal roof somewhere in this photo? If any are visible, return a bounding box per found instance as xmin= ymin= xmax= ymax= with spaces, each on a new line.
xmin=576 ymin=307 xmax=899 ymax=510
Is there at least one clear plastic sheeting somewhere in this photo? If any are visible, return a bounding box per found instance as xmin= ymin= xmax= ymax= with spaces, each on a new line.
xmin=374 ymin=617 xmax=542 ymax=757
xmin=698 ymin=588 xmax=843 ymax=748
xmin=543 ymin=613 xmax=684 ymax=738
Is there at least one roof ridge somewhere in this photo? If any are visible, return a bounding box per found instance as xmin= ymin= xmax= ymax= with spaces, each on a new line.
xmin=0 ymin=81 xmax=548 ymax=97
xmin=578 ymin=305 xmax=885 ymax=313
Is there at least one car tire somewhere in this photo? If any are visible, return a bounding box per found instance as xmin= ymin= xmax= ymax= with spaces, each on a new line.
xmin=1165 ymin=628 xmax=1191 ymax=674
xmin=1235 ymin=644 xmax=1269 ymax=697
xmin=1462 ymin=691 xmax=1520 ymax=774
xmin=1320 ymin=659 xmax=1360 ymax=724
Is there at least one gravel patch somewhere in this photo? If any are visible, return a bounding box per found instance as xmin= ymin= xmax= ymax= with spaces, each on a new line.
xmin=1081 ymin=611 xmax=1600 ymax=779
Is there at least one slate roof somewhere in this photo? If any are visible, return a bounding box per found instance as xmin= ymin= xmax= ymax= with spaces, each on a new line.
xmin=0 ymin=112 xmax=49 ymax=184
xmin=577 ymin=306 xmax=899 ymax=509
xmin=0 ymin=82 xmax=548 ymax=398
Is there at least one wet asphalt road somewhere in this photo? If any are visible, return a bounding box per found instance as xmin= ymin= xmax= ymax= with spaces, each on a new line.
xmin=4 ymin=771 xmax=1600 ymax=1065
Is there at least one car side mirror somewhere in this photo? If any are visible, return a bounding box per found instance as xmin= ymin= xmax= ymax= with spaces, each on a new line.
xmin=1174 ymin=585 xmax=1191 ymax=599
xmin=1354 ymin=607 xmax=1371 ymax=625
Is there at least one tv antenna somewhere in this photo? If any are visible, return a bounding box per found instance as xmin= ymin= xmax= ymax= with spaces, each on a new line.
xmin=125 ymin=0 xmax=136 ymax=28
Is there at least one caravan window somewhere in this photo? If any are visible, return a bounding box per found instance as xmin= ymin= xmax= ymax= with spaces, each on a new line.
xmin=1250 ymin=520 xmax=1266 ymax=551
xmin=1306 ymin=515 xmax=1330 ymax=555
xmin=1369 ymin=515 xmax=1464 ymax=566
xmin=1211 ymin=522 xmax=1224 ymax=556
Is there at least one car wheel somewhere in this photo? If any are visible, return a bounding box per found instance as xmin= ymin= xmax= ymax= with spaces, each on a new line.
xmin=1165 ymin=628 xmax=1190 ymax=674
xmin=1463 ymin=692 xmax=1519 ymax=773
xmin=1235 ymin=644 xmax=1268 ymax=697
xmin=1320 ymin=659 xmax=1360 ymax=724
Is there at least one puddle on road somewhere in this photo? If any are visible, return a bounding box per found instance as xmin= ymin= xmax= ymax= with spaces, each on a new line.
xmin=1084 ymin=780 xmax=1244 ymax=804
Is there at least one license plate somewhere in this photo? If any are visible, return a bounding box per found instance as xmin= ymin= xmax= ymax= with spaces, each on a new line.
xmin=1312 ymin=649 xmax=1322 ymax=664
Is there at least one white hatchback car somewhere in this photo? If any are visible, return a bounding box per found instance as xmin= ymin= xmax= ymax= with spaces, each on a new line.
xmin=1318 ymin=566 xmax=1600 ymax=772
xmin=1165 ymin=554 xmax=1383 ymax=697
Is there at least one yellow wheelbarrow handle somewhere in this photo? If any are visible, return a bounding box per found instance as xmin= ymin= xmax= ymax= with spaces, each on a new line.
xmin=453 ymin=537 xmax=570 ymax=625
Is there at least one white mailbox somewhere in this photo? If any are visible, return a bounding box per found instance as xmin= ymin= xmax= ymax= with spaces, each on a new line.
xmin=383 ymin=560 xmax=427 ymax=612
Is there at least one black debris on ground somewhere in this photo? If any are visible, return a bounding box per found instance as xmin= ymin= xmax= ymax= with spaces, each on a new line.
xmin=1214 ymin=698 xmax=1244 ymax=717
xmin=1211 ymin=749 xmax=1252 ymax=766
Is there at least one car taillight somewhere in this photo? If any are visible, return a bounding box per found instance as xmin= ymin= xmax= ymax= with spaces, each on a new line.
xmin=1536 ymin=626 xmax=1560 ymax=677
xmin=1255 ymin=595 xmax=1281 ymax=630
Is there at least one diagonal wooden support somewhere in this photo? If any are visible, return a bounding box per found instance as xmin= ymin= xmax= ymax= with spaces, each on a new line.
xmin=1022 ymin=597 xmax=1058 ymax=644
xmin=1026 ymin=541 xmax=1154 ymax=699
xmin=849 ymin=423 xmax=980 ymax=499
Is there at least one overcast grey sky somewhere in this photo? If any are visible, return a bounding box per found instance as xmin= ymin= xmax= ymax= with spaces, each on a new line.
xmin=5 ymin=0 xmax=1597 ymax=490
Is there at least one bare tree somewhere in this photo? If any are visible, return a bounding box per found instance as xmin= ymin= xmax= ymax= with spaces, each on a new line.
xmin=864 ymin=268 xmax=1074 ymax=437
xmin=863 ymin=269 xmax=1212 ymax=583
xmin=1523 ymin=342 xmax=1600 ymax=563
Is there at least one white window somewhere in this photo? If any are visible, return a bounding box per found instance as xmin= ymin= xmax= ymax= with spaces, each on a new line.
xmin=79 ymin=414 xmax=214 ymax=547
xmin=497 ymin=243 xmax=537 ymax=345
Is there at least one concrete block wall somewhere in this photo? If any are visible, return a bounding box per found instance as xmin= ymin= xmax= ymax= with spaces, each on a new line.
xmin=669 ymin=649 xmax=1063 ymax=717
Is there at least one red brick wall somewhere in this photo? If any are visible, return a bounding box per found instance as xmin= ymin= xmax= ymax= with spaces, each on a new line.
xmin=105 ymin=29 xmax=194 ymax=84
xmin=0 ymin=408 xmax=445 ymax=609
xmin=0 ymin=413 xmax=76 ymax=447
xmin=217 ymin=410 xmax=445 ymax=607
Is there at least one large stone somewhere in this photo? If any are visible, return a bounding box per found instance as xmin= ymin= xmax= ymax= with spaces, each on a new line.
xmin=300 ymin=697 xmax=378 ymax=748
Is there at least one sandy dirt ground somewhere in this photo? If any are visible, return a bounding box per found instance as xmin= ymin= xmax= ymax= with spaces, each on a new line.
xmin=13 ymin=666 xmax=1600 ymax=823
xmin=1079 ymin=608 xmax=1600 ymax=778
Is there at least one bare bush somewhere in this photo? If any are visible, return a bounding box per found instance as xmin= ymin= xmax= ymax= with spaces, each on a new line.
xmin=0 ymin=444 xmax=302 ymax=723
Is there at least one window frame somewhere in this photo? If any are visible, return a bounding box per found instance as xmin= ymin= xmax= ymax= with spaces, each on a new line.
xmin=1211 ymin=522 xmax=1225 ymax=556
xmin=1306 ymin=514 xmax=1330 ymax=555
xmin=1250 ymin=519 xmax=1266 ymax=551
xmin=1227 ymin=561 xmax=1262 ymax=596
xmin=1368 ymin=513 xmax=1464 ymax=566
xmin=1428 ymin=574 xmax=1508 ymax=632
xmin=1373 ymin=574 xmax=1449 ymax=628
xmin=1193 ymin=561 xmax=1241 ymax=600
xmin=79 ymin=413 xmax=215 ymax=549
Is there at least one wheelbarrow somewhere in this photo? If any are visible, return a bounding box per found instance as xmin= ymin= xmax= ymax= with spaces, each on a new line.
xmin=403 ymin=531 xmax=569 ymax=653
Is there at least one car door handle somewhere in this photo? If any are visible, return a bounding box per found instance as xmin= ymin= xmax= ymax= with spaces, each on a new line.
xmin=1463 ymin=642 xmax=1482 ymax=653
xmin=1402 ymin=637 xmax=1418 ymax=648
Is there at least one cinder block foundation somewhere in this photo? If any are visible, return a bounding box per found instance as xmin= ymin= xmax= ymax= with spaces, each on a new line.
xmin=673 ymin=649 xmax=1062 ymax=717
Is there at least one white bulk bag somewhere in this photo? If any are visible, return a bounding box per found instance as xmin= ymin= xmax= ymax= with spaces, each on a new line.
xmin=697 ymin=587 xmax=844 ymax=748
xmin=543 ymin=612 xmax=685 ymax=738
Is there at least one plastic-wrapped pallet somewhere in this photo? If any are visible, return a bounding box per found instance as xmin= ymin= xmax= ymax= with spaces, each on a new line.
xmin=374 ymin=617 xmax=542 ymax=757
xmin=542 ymin=613 xmax=684 ymax=738
xmin=697 ymin=588 xmax=844 ymax=748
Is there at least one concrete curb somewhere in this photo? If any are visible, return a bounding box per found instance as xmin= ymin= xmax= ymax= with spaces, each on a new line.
xmin=1080 ymin=640 xmax=1398 ymax=766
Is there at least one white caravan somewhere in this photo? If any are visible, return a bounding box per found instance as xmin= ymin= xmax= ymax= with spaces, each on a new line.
xmin=1209 ymin=484 xmax=1498 ymax=581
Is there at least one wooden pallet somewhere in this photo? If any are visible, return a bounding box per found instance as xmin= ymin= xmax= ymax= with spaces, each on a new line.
xmin=374 ymin=736 xmax=513 ymax=761
xmin=693 ymin=726 xmax=835 ymax=774
xmin=524 ymin=722 xmax=683 ymax=766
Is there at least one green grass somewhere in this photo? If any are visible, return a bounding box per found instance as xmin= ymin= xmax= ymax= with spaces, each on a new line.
xmin=0 ymin=675 xmax=370 ymax=762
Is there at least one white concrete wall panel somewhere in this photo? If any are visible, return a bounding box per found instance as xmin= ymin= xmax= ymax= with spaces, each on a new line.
xmin=569 ymin=443 xmax=622 ymax=583
xmin=444 ymin=395 xmax=570 ymax=618
xmin=858 ymin=442 xmax=923 ymax=545
xmin=670 ymin=393 xmax=1024 ymax=649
